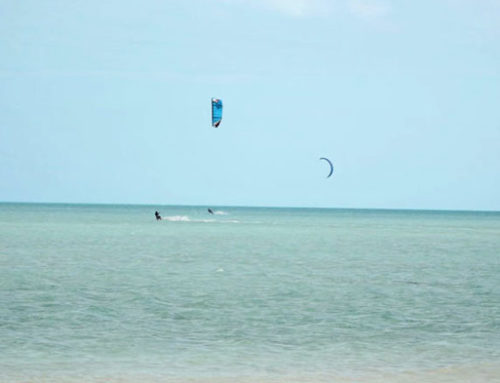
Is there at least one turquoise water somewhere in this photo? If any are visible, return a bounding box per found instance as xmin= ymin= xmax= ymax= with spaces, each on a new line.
xmin=1 ymin=203 xmax=499 ymax=382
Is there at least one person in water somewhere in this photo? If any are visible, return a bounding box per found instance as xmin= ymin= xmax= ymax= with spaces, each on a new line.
xmin=155 ymin=211 xmax=161 ymax=220
xmin=208 ymin=208 xmax=214 ymax=215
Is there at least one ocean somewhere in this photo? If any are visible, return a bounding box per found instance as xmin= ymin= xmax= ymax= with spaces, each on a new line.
xmin=0 ymin=203 xmax=499 ymax=382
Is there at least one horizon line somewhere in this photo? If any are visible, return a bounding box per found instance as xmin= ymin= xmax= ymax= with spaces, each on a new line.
xmin=1 ymin=200 xmax=499 ymax=214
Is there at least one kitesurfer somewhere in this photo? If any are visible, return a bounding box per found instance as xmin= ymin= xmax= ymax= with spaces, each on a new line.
xmin=155 ymin=211 xmax=162 ymax=221
xmin=208 ymin=208 xmax=214 ymax=215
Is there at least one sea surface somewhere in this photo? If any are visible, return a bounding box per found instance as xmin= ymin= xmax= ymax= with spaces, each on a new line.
xmin=1 ymin=203 xmax=499 ymax=382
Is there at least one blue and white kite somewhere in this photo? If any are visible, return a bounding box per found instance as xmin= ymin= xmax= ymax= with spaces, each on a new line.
xmin=211 ymin=98 xmax=223 ymax=128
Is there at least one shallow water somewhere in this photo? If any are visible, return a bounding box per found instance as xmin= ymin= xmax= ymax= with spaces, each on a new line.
xmin=1 ymin=203 xmax=499 ymax=382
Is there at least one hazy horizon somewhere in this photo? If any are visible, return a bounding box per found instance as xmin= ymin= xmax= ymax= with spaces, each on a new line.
xmin=1 ymin=200 xmax=499 ymax=213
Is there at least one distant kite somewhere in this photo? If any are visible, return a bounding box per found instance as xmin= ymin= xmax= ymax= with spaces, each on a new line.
xmin=319 ymin=157 xmax=334 ymax=178
xmin=211 ymin=98 xmax=223 ymax=128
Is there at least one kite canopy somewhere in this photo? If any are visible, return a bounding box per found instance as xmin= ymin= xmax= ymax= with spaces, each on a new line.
xmin=211 ymin=98 xmax=223 ymax=128
xmin=320 ymin=157 xmax=334 ymax=178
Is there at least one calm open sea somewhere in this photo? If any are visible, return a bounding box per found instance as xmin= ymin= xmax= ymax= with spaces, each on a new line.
xmin=0 ymin=203 xmax=499 ymax=382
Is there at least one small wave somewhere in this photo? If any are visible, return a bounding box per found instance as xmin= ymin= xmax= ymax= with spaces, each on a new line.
xmin=214 ymin=211 xmax=228 ymax=215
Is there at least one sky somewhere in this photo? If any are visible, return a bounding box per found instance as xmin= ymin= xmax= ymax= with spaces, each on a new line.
xmin=0 ymin=0 xmax=499 ymax=210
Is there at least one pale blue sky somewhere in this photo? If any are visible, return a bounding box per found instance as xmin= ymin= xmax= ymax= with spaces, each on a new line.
xmin=1 ymin=0 xmax=499 ymax=210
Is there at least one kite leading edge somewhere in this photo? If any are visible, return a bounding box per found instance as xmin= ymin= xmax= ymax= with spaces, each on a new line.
xmin=320 ymin=157 xmax=334 ymax=178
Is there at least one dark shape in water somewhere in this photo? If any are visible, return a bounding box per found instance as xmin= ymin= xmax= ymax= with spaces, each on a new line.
xmin=208 ymin=208 xmax=214 ymax=215
xmin=155 ymin=211 xmax=162 ymax=220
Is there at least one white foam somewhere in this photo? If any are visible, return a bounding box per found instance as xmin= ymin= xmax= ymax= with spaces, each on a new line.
xmin=160 ymin=215 xmax=239 ymax=224
xmin=162 ymin=215 xmax=191 ymax=222
xmin=161 ymin=216 xmax=219 ymax=223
